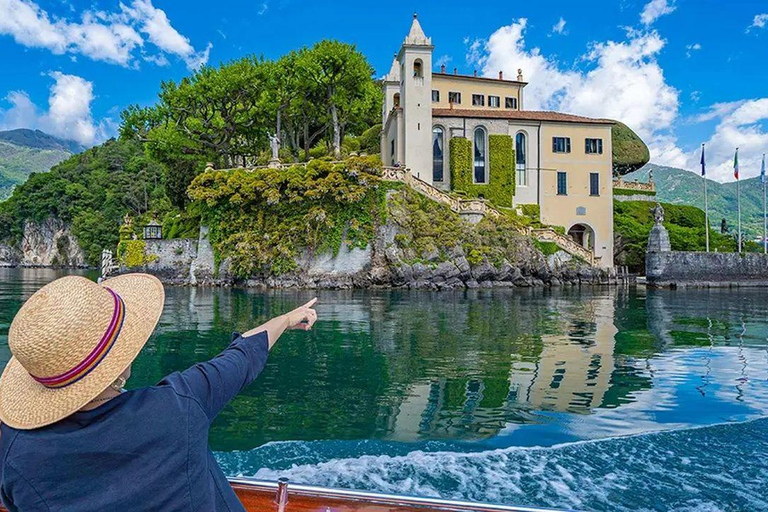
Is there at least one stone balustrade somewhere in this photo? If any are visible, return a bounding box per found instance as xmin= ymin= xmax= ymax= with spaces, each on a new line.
xmin=530 ymin=228 xmax=595 ymax=264
xmin=613 ymin=176 xmax=656 ymax=193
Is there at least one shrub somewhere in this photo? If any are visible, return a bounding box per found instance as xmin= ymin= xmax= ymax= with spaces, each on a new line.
xmin=188 ymin=156 xmax=386 ymax=278
xmin=614 ymin=188 xmax=656 ymax=197
xmin=357 ymin=124 xmax=381 ymax=154
xmin=117 ymin=240 xmax=158 ymax=267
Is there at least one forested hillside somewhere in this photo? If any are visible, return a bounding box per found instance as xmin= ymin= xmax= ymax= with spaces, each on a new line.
xmin=0 ymin=129 xmax=84 ymax=200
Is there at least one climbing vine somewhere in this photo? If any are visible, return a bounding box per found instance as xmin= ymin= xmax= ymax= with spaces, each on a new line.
xmin=449 ymin=135 xmax=515 ymax=207
xmin=117 ymin=240 xmax=158 ymax=267
xmin=187 ymin=156 xmax=386 ymax=278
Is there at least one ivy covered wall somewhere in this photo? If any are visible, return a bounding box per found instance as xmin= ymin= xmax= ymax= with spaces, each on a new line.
xmin=449 ymin=135 xmax=515 ymax=207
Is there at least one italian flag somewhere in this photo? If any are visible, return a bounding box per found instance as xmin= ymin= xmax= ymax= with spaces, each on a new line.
xmin=734 ymin=148 xmax=740 ymax=180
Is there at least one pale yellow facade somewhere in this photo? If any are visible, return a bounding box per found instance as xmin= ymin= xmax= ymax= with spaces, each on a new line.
xmin=382 ymin=15 xmax=615 ymax=267
xmin=538 ymin=123 xmax=614 ymax=266
xmin=430 ymin=74 xmax=524 ymax=111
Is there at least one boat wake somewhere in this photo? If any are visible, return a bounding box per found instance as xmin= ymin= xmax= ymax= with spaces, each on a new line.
xmin=215 ymin=418 xmax=768 ymax=512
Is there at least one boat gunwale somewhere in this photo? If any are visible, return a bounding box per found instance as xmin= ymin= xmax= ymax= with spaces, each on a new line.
xmin=228 ymin=477 xmax=573 ymax=512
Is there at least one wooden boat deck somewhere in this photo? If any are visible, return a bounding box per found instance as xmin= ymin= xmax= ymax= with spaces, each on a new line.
xmin=0 ymin=478 xmax=566 ymax=511
xmin=231 ymin=478 xmax=565 ymax=512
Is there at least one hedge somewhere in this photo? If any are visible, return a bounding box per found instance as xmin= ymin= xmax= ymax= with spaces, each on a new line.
xmin=449 ymin=135 xmax=515 ymax=207
xmin=613 ymin=187 xmax=656 ymax=197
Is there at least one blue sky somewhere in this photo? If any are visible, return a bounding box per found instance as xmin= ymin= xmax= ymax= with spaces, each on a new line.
xmin=0 ymin=0 xmax=767 ymax=181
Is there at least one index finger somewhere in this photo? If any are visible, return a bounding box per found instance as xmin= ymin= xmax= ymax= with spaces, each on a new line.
xmin=303 ymin=298 xmax=318 ymax=309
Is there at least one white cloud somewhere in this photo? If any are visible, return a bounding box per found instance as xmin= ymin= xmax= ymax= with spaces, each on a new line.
xmin=692 ymin=99 xmax=768 ymax=181
xmin=120 ymin=0 xmax=211 ymax=69
xmin=435 ymin=54 xmax=452 ymax=68
xmin=685 ymin=42 xmax=701 ymax=58
xmin=468 ymin=19 xmax=682 ymax=167
xmin=258 ymin=2 xmax=268 ymax=15
xmin=640 ymin=0 xmax=676 ymax=26
xmin=551 ymin=17 xmax=567 ymax=36
xmin=0 ymin=72 xmax=114 ymax=146
xmin=0 ymin=0 xmax=209 ymax=69
xmin=690 ymin=91 xmax=701 ymax=103
xmin=747 ymin=13 xmax=768 ymax=32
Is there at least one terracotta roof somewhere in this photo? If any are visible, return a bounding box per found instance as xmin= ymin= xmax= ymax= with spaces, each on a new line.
xmin=432 ymin=108 xmax=615 ymax=125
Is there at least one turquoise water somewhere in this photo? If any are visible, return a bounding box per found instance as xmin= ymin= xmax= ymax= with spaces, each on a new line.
xmin=2 ymin=268 xmax=768 ymax=511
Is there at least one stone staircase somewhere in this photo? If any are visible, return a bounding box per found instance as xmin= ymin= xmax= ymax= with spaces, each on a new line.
xmin=382 ymin=167 xmax=597 ymax=266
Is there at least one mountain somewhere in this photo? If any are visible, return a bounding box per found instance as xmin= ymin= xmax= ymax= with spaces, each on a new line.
xmin=0 ymin=129 xmax=84 ymax=200
xmin=625 ymin=163 xmax=766 ymax=239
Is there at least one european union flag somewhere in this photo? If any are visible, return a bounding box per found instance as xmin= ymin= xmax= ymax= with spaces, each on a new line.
xmin=700 ymin=144 xmax=705 ymax=176
xmin=762 ymin=153 xmax=766 ymax=185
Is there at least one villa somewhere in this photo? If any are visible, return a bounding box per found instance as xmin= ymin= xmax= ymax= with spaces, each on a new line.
xmin=381 ymin=15 xmax=615 ymax=267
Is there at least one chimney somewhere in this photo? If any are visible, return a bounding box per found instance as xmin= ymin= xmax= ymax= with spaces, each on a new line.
xmin=440 ymin=64 xmax=446 ymax=73
xmin=473 ymin=70 xmax=478 ymax=77
xmin=498 ymin=71 xmax=503 ymax=80
xmin=453 ymin=67 xmax=457 ymax=75
xmin=517 ymin=68 xmax=524 ymax=82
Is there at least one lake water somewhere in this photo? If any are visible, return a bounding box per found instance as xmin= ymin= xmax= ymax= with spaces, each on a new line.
xmin=1 ymin=268 xmax=767 ymax=511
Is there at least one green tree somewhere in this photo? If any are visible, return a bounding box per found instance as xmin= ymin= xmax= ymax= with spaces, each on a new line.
xmin=297 ymin=41 xmax=376 ymax=159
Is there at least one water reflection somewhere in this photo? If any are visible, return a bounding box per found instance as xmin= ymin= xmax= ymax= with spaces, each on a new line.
xmin=2 ymin=269 xmax=768 ymax=453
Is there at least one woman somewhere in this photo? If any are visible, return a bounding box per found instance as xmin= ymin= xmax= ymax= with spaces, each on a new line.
xmin=0 ymin=273 xmax=317 ymax=511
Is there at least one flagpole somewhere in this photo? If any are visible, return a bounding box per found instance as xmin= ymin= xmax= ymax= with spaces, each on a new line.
xmin=702 ymin=144 xmax=709 ymax=252
xmin=737 ymin=147 xmax=742 ymax=253
xmin=763 ymin=172 xmax=766 ymax=254
xmin=763 ymin=153 xmax=767 ymax=254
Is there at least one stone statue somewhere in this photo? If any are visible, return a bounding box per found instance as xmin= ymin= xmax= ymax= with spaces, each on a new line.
xmin=269 ymin=132 xmax=281 ymax=161
xmin=123 ymin=213 xmax=133 ymax=228
xmin=651 ymin=203 xmax=664 ymax=225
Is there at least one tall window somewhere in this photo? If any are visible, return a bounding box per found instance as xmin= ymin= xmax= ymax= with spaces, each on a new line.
xmin=515 ymin=132 xmax=527 ymax=187
xmin=557 ymin=172 xmax=567 ymax=195
xmin=590 ymin=172 xmax=600 ymax=196
xmin=489 ymin=96 xmax=500 ymax=108
xmin=505 ymin=97 xmax=518 ymax=109
xmin=472 ymin=94 xmax=485 ymax=106
xmin=432 ymin=127 xmax=444 ymax=182
xmin=393 ymin=93 xmax=400 ymax=108
xmin=585 ymin=138 xmax=603 ymax=154
xmin=473 ymin=127 xmax=487 ymax=183
xmin=553 ymin=137 xmax=571 ymax=153
xmin=431 ymin=90 xmax=440 ymax=103
xmin=448 ymin=91 xmax=461 ymax=104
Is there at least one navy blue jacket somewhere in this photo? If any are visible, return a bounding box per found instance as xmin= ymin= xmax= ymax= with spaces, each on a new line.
xmin=0 ymin=331 xmax=269 ymax=511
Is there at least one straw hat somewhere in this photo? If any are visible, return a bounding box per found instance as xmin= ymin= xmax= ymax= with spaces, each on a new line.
xmin=0 ymin=273 xmax=164 ymax=430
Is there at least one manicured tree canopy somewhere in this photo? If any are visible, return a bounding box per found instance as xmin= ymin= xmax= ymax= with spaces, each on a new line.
xmin=612 ymin=121 xmax=650 ymax=176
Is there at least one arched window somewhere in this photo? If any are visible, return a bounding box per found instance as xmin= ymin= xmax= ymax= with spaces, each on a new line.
xmin=432 ymin=127 xmax=444 ymax=182
xmin=393 ymin=93 xmax=400 ymax=108
xmin=413 ymin=59 xmax=423 ymax=78
xmin=515 ymin=132 xmax=527 ymax=187
xmin=473 ymin=127 xmax=487 ymax=184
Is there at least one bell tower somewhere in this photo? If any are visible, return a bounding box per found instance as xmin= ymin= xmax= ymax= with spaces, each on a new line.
xmin=398 ymin=14 xmax=434 ymax=182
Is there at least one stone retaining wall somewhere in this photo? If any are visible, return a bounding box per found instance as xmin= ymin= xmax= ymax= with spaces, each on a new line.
xmin=646 ymin=251 xmax=768 ymax=287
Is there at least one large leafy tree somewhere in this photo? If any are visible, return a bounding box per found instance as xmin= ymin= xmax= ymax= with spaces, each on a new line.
xmin=297 ymin=41 xmax=377 ymax=159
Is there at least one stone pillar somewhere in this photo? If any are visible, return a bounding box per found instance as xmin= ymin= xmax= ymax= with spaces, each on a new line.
xmin=646 ymin=223 xmax=671 ymax=253
xmin=645 ymin=205 xmax=671 ymax=283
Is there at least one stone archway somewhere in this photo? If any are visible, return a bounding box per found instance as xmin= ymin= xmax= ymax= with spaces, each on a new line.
xmin=567 ymin=223 xmax=595 ymax=252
